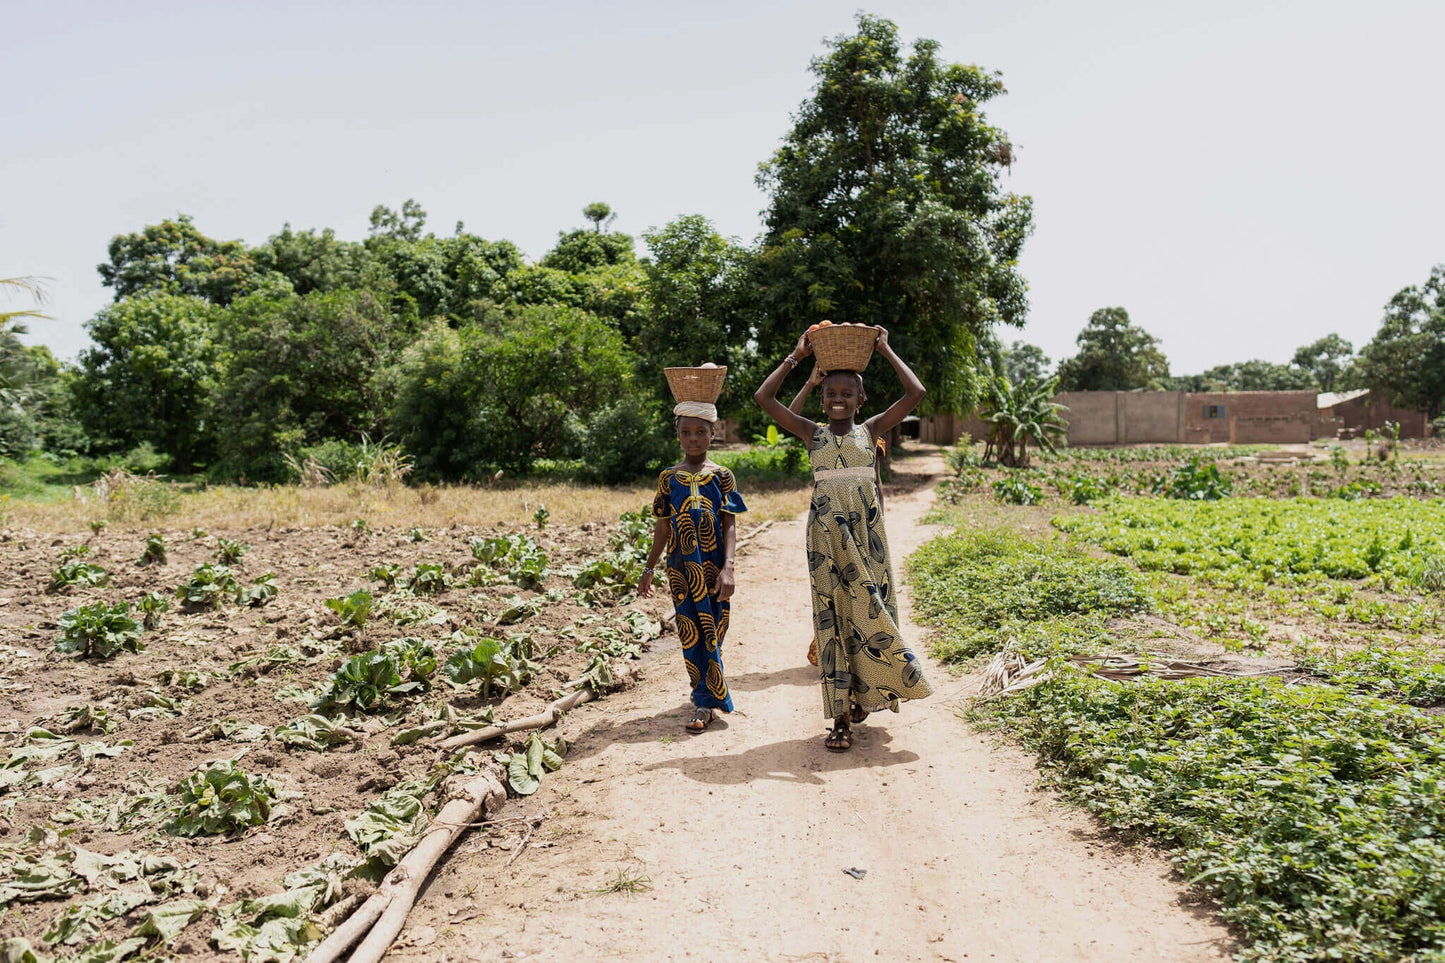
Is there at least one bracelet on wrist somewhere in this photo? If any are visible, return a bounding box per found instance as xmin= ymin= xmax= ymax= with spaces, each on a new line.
xmin=783 ymin=355 xmax=799 ymax=368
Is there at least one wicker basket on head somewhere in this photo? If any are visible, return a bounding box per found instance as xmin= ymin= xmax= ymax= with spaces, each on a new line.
xmin=808 ymin=323 xmax=877 ymax=372
xmin=664 ymin=364 xmax=727 ymax=404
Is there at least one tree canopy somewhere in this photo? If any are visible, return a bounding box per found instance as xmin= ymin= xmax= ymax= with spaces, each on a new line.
xmin=1358 ymin=264 xmax=1445 ymax=418
xmin=1056 ymin=307 xmax=1170 ymax=392
xmin=753 ymin=13 xmax=1032 ymax=413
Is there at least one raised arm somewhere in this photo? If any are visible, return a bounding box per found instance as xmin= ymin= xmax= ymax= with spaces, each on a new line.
xmin=753 ymin=333 xmax=818 ymax=443
xmin=788 ymin=362 xmax=826 ymax=415
xmin=864 ymin=326 xmax=926 ymax=438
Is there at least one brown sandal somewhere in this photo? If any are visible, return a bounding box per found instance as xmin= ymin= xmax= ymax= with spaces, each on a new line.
xmin=825 ymin=720 xmax=852 ymax=752
xmin=685 ymin=708 xmax=714 ymax=732
xmin=807 ymin=639 xmax=818 ymax=666
xmin=849 ymin=705 xmax=870 ymax=725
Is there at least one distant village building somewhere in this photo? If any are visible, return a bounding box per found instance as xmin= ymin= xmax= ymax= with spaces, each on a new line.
xmin=918 ymin=387 xmax=1430 ymax=447
xmin=1316 ymin=389 xmax=1427 ymax=439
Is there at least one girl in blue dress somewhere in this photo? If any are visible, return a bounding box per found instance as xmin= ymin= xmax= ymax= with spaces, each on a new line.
xmin=637 ymin=405 xmax=747 ymax=731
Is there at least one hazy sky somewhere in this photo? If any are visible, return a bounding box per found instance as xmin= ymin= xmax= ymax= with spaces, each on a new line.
xmin=4 ymin=0 xmax=1442 ymax=375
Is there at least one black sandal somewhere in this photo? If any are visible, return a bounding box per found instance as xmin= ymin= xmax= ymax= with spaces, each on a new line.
xmin=849 ymin=704 xmax=870 ymax=725
xmin=825 ymin=720 xmax=852 ymax=752
xmin=685 ymin=708 xmax=714 ymax=732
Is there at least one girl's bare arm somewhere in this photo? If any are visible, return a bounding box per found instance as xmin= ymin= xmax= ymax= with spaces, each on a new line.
xmin=635 ymin=516 xmax=671 ymax=598
xmin=865 ymin=326 xmax=927 ymax=438
xmin=788 ymin=363 xmax=826 ymax=415
xmin=754 ymin=333 xmax=819 ymax=444
xmin=713 ymin=512 xmax=737 ymax=601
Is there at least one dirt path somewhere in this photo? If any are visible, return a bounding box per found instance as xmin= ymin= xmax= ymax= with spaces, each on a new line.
xmin=396 ymin=454 xmax=1234 ymax=962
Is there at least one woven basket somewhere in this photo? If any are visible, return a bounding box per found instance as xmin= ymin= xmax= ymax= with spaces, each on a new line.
xmin=664 ymin=365 xmax=727 ymax=404
xmin=808 ymin=323 xmax=877 ymax=372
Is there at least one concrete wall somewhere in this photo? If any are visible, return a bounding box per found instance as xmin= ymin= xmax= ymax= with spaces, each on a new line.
xmin=1186 ymin=391 xmax=1316 ymax=444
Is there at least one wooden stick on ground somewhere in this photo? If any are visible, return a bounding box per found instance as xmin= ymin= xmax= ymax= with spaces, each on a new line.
xmin=433 ymin=664 xmax=638 ymax=752
xmin=304 ymin=761 xmax=507 ymax=963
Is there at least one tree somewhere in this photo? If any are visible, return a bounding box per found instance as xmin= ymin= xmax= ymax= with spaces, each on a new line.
xmin=1292 ymin=334 xmax=1354 ymax=392
xmin=582 ymin=202 xmax=616 ymax=233
xmin=753 ymin=13 xmax=1033 ymax=413
xmin=1357 ymin=265 xmax=1445 ymax=418
xmin=390 ymin=306 xmax=646 ymax=476
xmin=367 ymin=199 xmax=427 ymax=242
xmin=1002 ymin=341 xmax=1051 ymax=387
xmin=70 ymin=293 xmax=224 ymax=467
xmin=98 ymin=216 xmax=264 ymax=305
xmin=1056 ymin=307 xmax=1169 ymax=391
xmin=251 ymin=225 xmax=378 ymax=296
xmin=539 ymin=228 xmax=635 ymax=274
xmin=212 ymin=290 xmax=399 ymax=479
xmin=635 ymin=216 xmax=754 ymax=388
xmin=1 ymin=278 xmax=52 ymax=455
xmin=979 ymin=370 xmax=1066 ymax=468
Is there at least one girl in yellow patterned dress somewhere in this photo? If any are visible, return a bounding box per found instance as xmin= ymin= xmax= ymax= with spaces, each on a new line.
xmin=637 ymin=407 xmax=746 ymax=731
xmin=754 ymin=325 xmax=932 ymax=751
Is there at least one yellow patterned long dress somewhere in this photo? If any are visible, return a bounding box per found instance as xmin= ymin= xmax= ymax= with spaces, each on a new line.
xmin=807 ymin=424 xmax=932 ymax=719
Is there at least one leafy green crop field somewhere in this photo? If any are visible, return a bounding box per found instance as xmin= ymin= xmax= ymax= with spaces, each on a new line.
xmin=911 ymin=465 xmax=1445 ymax=961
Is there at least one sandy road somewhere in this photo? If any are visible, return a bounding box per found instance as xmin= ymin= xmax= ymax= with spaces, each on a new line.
xmin=397 ymin=457 xmax=1234 ymax=962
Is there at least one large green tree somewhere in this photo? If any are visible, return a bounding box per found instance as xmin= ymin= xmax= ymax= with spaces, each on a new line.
xmin=1358 ymin=265 xmax=1445 ymax=418
xmin=1292 ymin=334 xmax=1355 ymax=393
xmin=213 ymin=290 xmax=399 ymax=479
xmin=98 ymin=216 xmax=266 ymax=305
xmin=1002 ymin=340 xmax=1052 ymax=387
xmin=753 ymin=13 xmax=1032 ymax=412
xmin=71 ymin=293 xmax=224 ymax=467
xmin=1056 ymin=307 xmax=1170 ymax=392
xmin=390 ymin=305 xmax=651 ymax=476
xmin=635 ymin=216 xmax=754 ymax=391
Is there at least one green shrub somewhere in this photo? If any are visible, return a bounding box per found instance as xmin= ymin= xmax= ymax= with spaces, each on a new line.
xmin=50 ymin=559 xmax=111 ymax=592
xmin=177 ymin=563 xmax=238 ymax=609
xmin=55 ymin=602 xmax=144 ymax=659
xmin=991 ymin=474 xmax=1042 ymax=506
xmin=312 ymin=650 xmax=427 ymax=713
xmin=442 ymin=632 xmax=537 ymax=696
xmin=1154 ymin=457 xmax=1231 ymax=500
xmin=324 ymin=589 xmax=374 ymax=628
xmin=235 ymin=573 xmax=277 ymax=607
xmin=137 ymin=590 xmax=170 ymax=630
xmin=216 ymin=537 xmax=247 ymax=565
xmin=166 ymin=762 xmax=277 ymax=836
xmin=575 ymin=399 xmax=674 ymax=483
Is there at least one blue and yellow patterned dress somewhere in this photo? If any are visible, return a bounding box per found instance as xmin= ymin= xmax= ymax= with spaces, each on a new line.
xmin=808 ymin=424 xmax=932 ymax=719
xmin=652 ymin=464 xmax=747 ymax=712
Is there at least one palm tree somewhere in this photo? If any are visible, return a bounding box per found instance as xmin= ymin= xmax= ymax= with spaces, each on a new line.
xmin=979 ymin=369 xmax=1067 ymax=468
xmin=0 ymin=277 xmax=51 ymax=453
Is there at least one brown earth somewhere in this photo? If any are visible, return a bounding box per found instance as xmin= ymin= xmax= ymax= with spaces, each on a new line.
xmin=387 ymin=452 xmax=1236 ymax=963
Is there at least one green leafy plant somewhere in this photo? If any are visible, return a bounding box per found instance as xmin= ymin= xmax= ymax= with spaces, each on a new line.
xmin=324 ymin=589 xmax=374 ymax=628
xmin=137 ymin=533 xmax=166 ymax=566
xmin=137 ymin=590 xmax=170 ymax=630
xmin=532 ymin=504 xmax=550 ymax=530
xmin=312 ymin=651 xmax=426 ymax=712
xmin=50 ymin=559 xmax=111 ymax=592
xmin=403 ymin=562 xmax=448 ymax=596
xmin=408 ymin=526 xmax=429 ymax=543
xmin=216 ymin=537 xmax=247 ymax=565
xmin=991 ymin=474 xmax=1042 ymax=506
xmin=235 ymin=572 xmax=278 ymax=607
xmin=470 ymin=534 xmax=549 ymax=589
xmin=55 ymin=602 xmax=144 ymax=659
xmin=442 ymin=632 xmax=536 ymax=696
xmin=1155 ymin=457 xmax=1231 ymax=500
xmin=165 ymin=762 xmax=277 ymax=836
xmin=497 ymin=732 xmax=564 ymax=795
xmin=176 ymin=562 xmax=238 ymax=609
xmin=368 ymin=563 xmax=402 ymax=588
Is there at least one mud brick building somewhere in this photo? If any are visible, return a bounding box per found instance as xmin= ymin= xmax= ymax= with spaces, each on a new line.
xmin=918 ymin=387 xmax=1429 ymax=447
